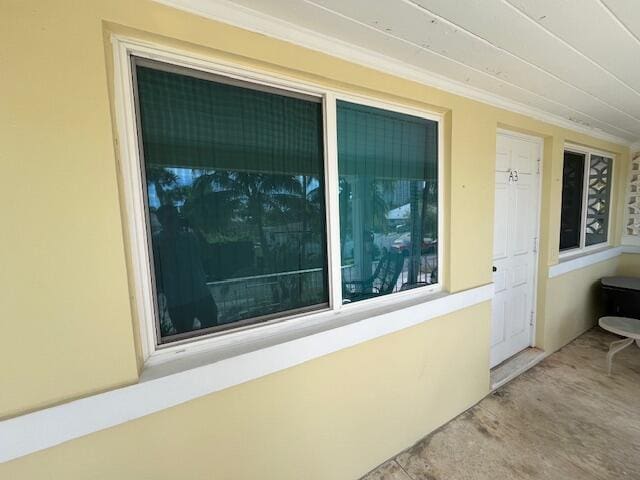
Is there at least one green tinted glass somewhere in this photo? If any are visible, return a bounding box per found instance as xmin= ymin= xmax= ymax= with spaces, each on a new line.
xmin=135 ymin=60 xmax=328 ymax=343
xmin=559 ymin=151 xmax=585 ymax=251
xmin=337 ymin=101 xmax=438 ymax=303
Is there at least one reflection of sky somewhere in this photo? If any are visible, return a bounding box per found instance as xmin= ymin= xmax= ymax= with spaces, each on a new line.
xmin=147 ymin=167 xmax=321 ymax=209
xmin=147 ymin=167 xmax=199 ymax=209
xmin=148 ymin=183 xmax=160 ymax=209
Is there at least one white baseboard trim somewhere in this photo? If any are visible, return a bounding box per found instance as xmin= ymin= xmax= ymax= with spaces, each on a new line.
xmin=622 ymin=245 xmax=640 ymax=254
xmin=0 ymin=284 xmax=493 ymax=463
xmin=548 ymin=245 xmax=640 ymax=278
xmin=621 ymin=235 xmax=640 ymax=247
xmin=549 ymin=247 xmax=622 ymax=278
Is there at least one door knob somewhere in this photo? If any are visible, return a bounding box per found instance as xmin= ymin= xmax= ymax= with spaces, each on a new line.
xmin=492 ymin=266 xmax=497 ymax=272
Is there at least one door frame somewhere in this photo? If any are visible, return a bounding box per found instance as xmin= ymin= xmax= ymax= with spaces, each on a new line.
xmin=495 ymin=128 xmax=544 ymax=354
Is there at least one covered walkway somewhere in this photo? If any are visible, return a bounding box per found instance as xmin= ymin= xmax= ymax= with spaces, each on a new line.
xmin=363 ymin=328 xmax=640 ymax=480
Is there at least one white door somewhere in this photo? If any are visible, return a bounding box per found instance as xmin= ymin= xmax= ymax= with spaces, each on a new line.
xmin=491 ymin=132 xmax=540 ymax=368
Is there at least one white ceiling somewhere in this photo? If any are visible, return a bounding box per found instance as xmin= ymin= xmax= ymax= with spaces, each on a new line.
xmin=159 ymin=0 xmax=640 ymax=145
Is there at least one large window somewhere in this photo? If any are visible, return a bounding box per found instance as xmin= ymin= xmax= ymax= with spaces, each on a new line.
xmin=131 ymin=58 xmax=440 ymax=346
xmin=559 ymin=146 xmax=613 ymax=254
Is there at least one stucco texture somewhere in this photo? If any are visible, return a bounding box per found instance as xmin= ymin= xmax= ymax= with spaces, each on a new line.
xmin=0 ymin=0 xmax=633 ymax=478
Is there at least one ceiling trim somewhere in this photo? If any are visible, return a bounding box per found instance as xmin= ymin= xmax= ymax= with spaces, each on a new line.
xmin=406 ymin=0 xmax=640 ymax=125
xmin=153 ymin=0 xmax=634 ymax=147
xmin=309 ymin=0 xmax=638 ymax=139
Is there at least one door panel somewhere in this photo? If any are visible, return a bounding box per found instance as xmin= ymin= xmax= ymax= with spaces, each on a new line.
xmin=513 ymin=182 xmax=531 ymax=255
xmin=491 ymin=133 xmax=540 ymax=368
xmin=491 ymin=297 xmax=507 ymax=347
xmin=494 ymin=270 xmax=507 ymax=293
xmin=493 ymin=184 xmax=509 ymax=260
xmin=512 ymin=263 xmax=527 ymax=287
xmin=496 ymin=134 xmax=511 ymax=172
xmin=514 ymin=139 xmax=534 ymax=174
xmin=510 ymin=286 xmax=528 ymax=337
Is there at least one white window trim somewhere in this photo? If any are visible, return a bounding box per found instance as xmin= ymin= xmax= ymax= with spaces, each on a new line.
xmin=112 ymin=35 xmax=444 ymax=366
xmin=559 ymin=143 xmax=615 ymax=259
xmin=549 ymin=244 xmax=640 ymax=278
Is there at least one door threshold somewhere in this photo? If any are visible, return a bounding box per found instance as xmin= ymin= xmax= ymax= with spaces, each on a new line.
xmin=490 ymin=347 xmax=546 ymax=391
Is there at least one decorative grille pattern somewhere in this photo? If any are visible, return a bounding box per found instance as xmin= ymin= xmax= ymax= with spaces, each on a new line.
xmin=626 ymin=152 xmax=640 ymax=237
xmin=585 ymin=155 xmax=612 ymax=246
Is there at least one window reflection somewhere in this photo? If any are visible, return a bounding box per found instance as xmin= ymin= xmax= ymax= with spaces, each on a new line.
xmin=147 ymin=168 xmax=327 ymax=338
xmin=152 ymin=204 xmax=218 ymax=335
xmin=135 ymin=61 xmax=328 ymax=342
xmin=559 ymin=151 xmax=585 ymax=251
xmin=337 ymin=102 xmax=438 ymax=303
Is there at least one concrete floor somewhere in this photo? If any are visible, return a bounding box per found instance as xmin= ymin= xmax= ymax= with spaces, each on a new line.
xmin=361 ymin=327 xmax=640 ymax=480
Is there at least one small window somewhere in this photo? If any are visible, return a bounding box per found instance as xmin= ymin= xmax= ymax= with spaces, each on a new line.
xmin=134 ymin=59 xmax=328 ymax=344
xmin=559 ymin=147 xmax=613 ymax=254
xmin=337 ymin=101 xmax=439 ymax=303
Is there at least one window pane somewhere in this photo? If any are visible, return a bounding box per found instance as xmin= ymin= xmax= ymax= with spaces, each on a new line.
xmin=337 ymin=101 xmax=438 ymax=303
xmin=559 ymin=151 xmax=585 ymax=251
xmin=135 ymin=61 xmax=328 ymax=343
xmin=585 ymin=155 xmax=612 ymax=246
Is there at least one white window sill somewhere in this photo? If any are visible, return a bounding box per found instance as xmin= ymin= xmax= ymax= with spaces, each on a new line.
xmin=143 ymin=288 xmax=453 ymax=382
xmin=558 ymin=243 xmax=611 ymax=260
xmin=143 ymin=281 xmax=444 ymax=372
xmin=549 ymin=246 xmax=623 ymax=278
xmin=0 ymin=283 xmax=493 ymax=463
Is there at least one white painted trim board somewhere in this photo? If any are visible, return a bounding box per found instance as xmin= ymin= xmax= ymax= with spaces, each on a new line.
xmin=0 ymin=284 xmax=493 ymax=463
xmin=549 ymin=245 xmax=640 ymax=278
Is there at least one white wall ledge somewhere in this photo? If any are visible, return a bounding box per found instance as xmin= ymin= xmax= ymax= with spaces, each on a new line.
xmin=548 ymin=245 xmax=640 ymax=278
xmin=0 ymin=283 xmax=493 ymax=463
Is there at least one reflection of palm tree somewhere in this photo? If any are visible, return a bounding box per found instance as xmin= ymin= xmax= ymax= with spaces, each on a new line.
xmin=207 ymin=171 xmax=308 ymax=269
xmin=145 ymin=166 xmax=186 ymax=206
xmin=180 ymin=173 xmax=238 ymax=238
xmin=338 ymin=177 xmax=392 ymax=262
xmin=301 ymin=178 xmax=326 ymax=264
xmin=145 ymin=167 xmax=324 ymax=270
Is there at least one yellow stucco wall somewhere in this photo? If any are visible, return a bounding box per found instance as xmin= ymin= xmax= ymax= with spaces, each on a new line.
xmin=618 ymin=253 xmax=640 ymax=276
xmin=0 ymin=0 xmax=633 ymax=478
xmin=542 ymin=259 xmax=619 ymax=354
xmin=2 ymin=304 xmax=490 ymax=479
xmin=540 ymin=253 xmax=640 ymax=354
